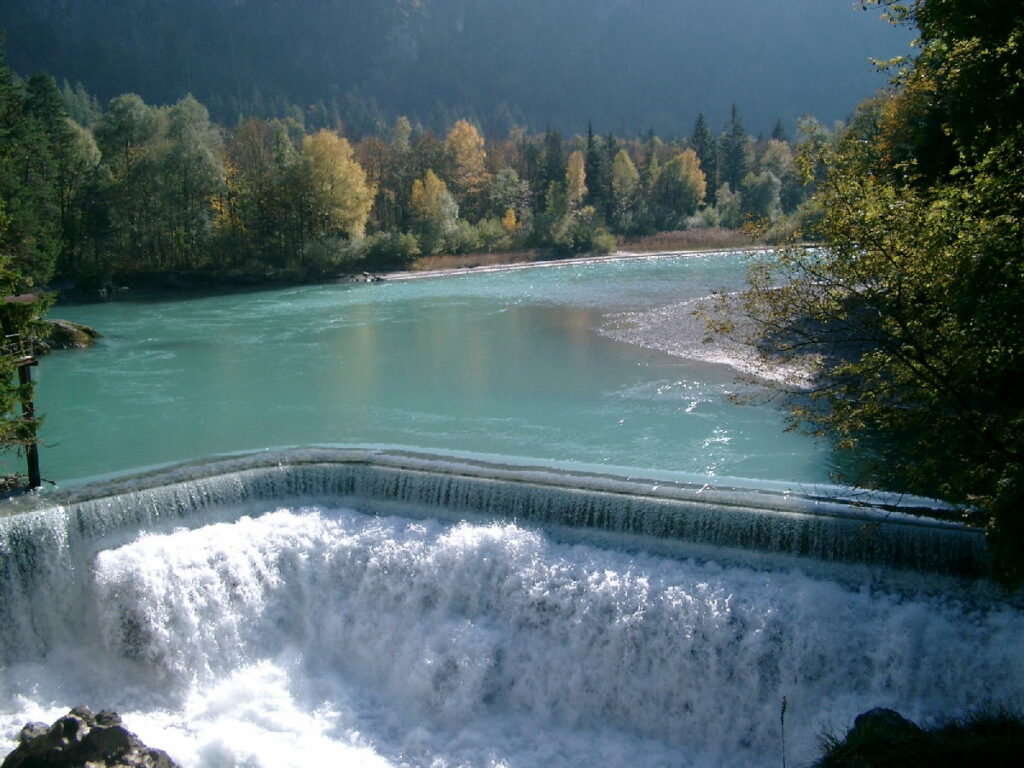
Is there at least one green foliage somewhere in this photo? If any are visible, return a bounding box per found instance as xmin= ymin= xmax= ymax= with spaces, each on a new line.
xmin=410 ymin=169 xmax=459 ymax=255
xmin=739 ymin=0 xmax=1024 ymax=581
xmin=609 ymin=149 xmax=640 ymax=233
xmin=712 ymin=183 xmax=742 ymax=229
xmin=718 ymin=104 xmax=753 ymax=194
xmin=4 ymin=31 xmax=820 ymax=291
xmin=0 ymin=63 xmax=63 ymax=287
xmin=349 ymin=231 xmax=421 ymax=271
xmin=740 ymin=170 xmax=781 ymax=222
xmin=690 ymin=112 xmax=718 ymax=205
xmin=650 ymin=150 xmax=706 ymax=230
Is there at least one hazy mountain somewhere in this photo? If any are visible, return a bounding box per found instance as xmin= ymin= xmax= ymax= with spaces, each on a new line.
xmin=1 ymin=0 xmax=911 ymax=134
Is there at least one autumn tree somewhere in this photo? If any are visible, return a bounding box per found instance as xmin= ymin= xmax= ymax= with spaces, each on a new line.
xmin=410 ymin=169 xmax=458 ymax=254
xmin=299 ymin=129 xmax=375 ymax=241
xmin=609 ymin=149 xmax=639 ymax=233
xmin=565 ymin=150 xmax=587 ymax=211
xmin=651 ymin=149 xmax=706 ymax=229
xmin=444 ymin=119 xmax=488 ymax=216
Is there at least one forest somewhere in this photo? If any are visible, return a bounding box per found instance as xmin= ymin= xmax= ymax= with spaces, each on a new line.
xmin=0 ymin=47 xmax=818 ymax=295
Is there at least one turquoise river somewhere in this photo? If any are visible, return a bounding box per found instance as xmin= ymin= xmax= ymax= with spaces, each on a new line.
xmin=26 ymin=251 xmax=831 ymax=488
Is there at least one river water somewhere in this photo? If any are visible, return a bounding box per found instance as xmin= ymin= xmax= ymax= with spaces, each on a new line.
xmin=5 ymin=252 xmax=1020 ymax=768
xmin=29 ymin=251 xmax=830 ymax=488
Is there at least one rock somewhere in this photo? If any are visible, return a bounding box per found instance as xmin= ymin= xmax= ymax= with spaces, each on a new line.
xmin=815 ymin=707 xmax=926 ymax=767
xmin=851 ymin=707 xmax=924 ymax=743
xmin=2 ymin=708 xmax=180 ymax=768
xmin=33 ymin=320 xmax=100 ymax=355
xmin=340 ymin=272 xmax=385 ymax=283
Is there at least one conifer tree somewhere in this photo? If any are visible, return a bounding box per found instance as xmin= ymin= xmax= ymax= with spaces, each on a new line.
xmin=690 ymin=113 xmax=717 ymax=205
xmin=718 ymin=104 xmax=753 ymax=195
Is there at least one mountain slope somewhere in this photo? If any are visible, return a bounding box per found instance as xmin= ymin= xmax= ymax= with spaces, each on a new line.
xmin=1 ymin=0 xmax=911 ymax=134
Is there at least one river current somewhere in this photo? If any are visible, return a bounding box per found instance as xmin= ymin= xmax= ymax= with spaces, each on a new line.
xmin=3 ymin=252 xmax=1020 ymax=767
xmin=25 ymin=251 xmax=828 ymax=488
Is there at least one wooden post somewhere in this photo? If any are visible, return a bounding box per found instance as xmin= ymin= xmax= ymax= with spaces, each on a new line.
xmin=18 ymin=361 xmax=41 ymax=489
xmin=3 ymin=297 xmax=44 ymax=490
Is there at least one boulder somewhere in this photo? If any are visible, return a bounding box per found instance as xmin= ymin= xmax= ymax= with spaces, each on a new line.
xmin=33 ymin=320 xmax=100 ymax=354
xmin=2 ymin=707 xmax=180 ymax=768
xmin=851 ymin=707 xmax=924 ymax=743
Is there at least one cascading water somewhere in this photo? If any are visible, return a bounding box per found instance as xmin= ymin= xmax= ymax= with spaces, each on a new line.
xmin=2 ymin=451 xmax=1021 ymax=768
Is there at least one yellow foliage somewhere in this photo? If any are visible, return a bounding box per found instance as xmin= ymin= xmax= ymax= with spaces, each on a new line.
xmin=565 ymin=150 xmax=587 ymax=210
xmin=677 ymin=149 xmax=708 ymax=204
xmin=502 ymin=206 xmax=519 ymax=232
xmin=411 ymin=169 xmax=451 ymax=219
xmin=300 ymin=130 xmax=375 ymax=239
xmin=445 ymin=119 xmax=488 ymax=197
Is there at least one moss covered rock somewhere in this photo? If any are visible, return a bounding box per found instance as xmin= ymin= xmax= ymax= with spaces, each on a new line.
xmin=34 ymin=319 xmax=100 ymax=354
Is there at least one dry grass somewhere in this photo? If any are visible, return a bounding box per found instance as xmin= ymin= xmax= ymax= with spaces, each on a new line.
xmin=410 ymin=250 xmax=542 ymax=272
xmin=621 ymin=228 xmax=756 ymax=253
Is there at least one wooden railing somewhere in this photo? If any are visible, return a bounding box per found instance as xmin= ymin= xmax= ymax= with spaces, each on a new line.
xmin=2 ymin=333 xmax=35 ymax=366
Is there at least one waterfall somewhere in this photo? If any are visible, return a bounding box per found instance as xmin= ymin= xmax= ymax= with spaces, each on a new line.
xmin=1 ymin=449 xmax=1019 ymax=768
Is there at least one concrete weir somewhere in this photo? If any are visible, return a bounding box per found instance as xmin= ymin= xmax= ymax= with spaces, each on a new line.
xmin=2 ymin=447 xmax=989 ymax=580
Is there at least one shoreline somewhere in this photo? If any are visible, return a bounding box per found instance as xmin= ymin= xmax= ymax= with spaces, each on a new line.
xmin=385 ymin=244 xmax=781 ymax=282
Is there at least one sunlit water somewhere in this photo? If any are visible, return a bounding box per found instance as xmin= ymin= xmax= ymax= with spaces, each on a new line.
xmin=26 ymin=252 xmax=830 ymax=487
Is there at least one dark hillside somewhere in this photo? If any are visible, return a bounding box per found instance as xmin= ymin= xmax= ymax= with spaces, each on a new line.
xmin=2 ymin=0 xmax=910 ymax=134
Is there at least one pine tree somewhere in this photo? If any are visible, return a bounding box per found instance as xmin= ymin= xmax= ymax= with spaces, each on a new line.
xmin=770 ymin=118 xmax=788 ymax=142
xmin=718 ymin=104 xmax=753 ymax=195
xmin=691 ymin=113 xmax=717 ymax=205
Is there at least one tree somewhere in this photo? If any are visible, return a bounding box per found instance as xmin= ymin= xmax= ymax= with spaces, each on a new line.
xmin=218 ymin=118 xmax=276 ymax=265
xmin=410 ymin=169 xmax=458 ymax=254
xmin=740 ymin=170 xmax=781 ymax=222
xmin=92 ymin=93 xmax=164 ymax=270
xmin=0 ymin=48 xmax=54 ymax=472
xmin=609 ymin=149 xmax=639 ymax=233
xmin=45 ymin=117 xmax=101 ymax=278
xmin=734 ymin=0 xmax=1024 ymax=581
xmin=718 ymin=104 xmax=753 ymax=195
xmin=759 ymin=137 xmax=803 ymax=214
xmin=650 ymin=149 xmax=706 ymax=229
xmin=770 ymin=118 xmax=788 ymax=142
xmin=0 ymin=64 xmax=63 ymax=286
xmin=162 ymin=95 xmax=224 ymax=267
xmin=565 ymin=150 xmax=587 ymax=211
xmin=444 ymin=119 xmax=488 ymax=212
xmin=539 ymin=127 xmax=566 ymax=210
xmin=299 ymin=129 xmax=375 ymax=240
xmin=690 ymin=112 xmax=717 ymax=204
xmin=487 ymin=167 xmax=528 ymax=221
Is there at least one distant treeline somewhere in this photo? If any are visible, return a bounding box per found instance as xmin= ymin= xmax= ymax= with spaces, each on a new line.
xmin=2 ymin=48 xmax=830 ymax=294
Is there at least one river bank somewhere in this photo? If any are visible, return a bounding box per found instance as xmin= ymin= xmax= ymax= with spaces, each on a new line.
xmin=48 ymin=227 xmax=769 ymax=304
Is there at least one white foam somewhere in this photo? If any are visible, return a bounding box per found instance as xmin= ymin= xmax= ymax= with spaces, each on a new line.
xmin=3 ymin=503 xmax=1021 ymax=767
